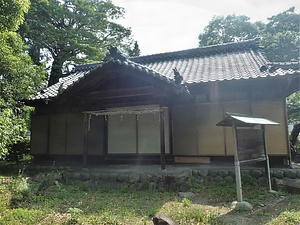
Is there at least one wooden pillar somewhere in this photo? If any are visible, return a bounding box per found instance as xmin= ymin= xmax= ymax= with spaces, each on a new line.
xmin=232 ymin=124 xmax=243 ymax=202
xmin=46 ymin=113 xmax=51 ymax=155
xmin=103 ymin=116 xmax=108 ymax=156
xmin=83 ymin=114 xmax=89 ymax=167
xmin=160 ymin=107 xmax=166 ymax=170
xmin=168 ymin=106 xmax=174 ymax=157
xmin=262 ymin=125 xmax=272 ymax=191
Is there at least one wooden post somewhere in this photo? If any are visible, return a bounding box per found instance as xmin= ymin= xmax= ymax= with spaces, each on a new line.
xmin=103 ymin=116 xmax=108 ymax=156
xmin=83 ymin=114 xmax=89 ymax=167
xmin=46 ymin=114 xmax=51 ymax=156
xmin=160 ymin=107 xmax=166 ymax=170
xmin=232 ymin=125 xmax=243 ymax=202
xmin=262 ymin=125 xmax=272 ymax=191
xmin=168 ymin=106 xmax=174 ymax=157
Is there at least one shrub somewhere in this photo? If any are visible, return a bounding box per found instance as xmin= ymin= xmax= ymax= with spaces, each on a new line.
xmin=5 ymin=138 xmax=30 ymax=163
xmin=8 ymin=175 xmax=30 ymax=207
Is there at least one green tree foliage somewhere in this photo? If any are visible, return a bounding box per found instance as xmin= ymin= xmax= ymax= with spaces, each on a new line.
xmin=198 ymin=7 xmax=299 ymax=62
xmin=260 ymin=7 xmax=299 ymax=62
xmin=0 ymin=0 xmax=46 ymax=159
xmin=287 ymin=92 xmax=300 ymax=146
xmin=198 ymin=15 xmax=259 ymax=47
xmin=127 ymin=41 xmax=141 ymax=57
xmin=19 ymin=0 xmax=140 ymax=86
xmin=287 ymin=92 xmax=300 ymax=125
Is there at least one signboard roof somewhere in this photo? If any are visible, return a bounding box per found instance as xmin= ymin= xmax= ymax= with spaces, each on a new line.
xmin=216 ymin=113 xmax=279 ymax=127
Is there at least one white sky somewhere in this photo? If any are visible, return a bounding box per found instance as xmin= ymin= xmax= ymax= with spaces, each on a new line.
xmin=113 ymin=0 xmax=300 ymax=55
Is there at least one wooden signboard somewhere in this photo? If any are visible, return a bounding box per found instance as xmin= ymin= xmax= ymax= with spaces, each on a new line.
xmin=236 ymin=129 xmax=266 ymax=163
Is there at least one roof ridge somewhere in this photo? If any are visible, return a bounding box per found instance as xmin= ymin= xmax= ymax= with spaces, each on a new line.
xmin=131 ymin=37 xmax=261 ymax=63
xmin=75 ymin=61 xmax=102 ymax=72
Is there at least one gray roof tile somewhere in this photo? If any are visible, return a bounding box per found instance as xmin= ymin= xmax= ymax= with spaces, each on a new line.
xmin=30 ymin=38 xmax=299 ymax=101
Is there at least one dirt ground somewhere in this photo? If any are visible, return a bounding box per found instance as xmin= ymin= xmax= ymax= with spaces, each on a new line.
xmin=192 ymin=192 xmax=297 ymax=225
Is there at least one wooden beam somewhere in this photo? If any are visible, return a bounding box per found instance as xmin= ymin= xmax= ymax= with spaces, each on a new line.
xmin=87 ymin=86 xmax=154 ymax=99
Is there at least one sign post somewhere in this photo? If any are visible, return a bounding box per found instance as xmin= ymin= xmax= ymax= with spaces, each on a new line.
xmin=217 ymin=113 xmax=279 ymax=209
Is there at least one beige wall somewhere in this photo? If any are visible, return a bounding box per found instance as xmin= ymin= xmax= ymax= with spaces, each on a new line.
xmin=49 ymin=114 xmax=67 ymax=155
xmin=66 ymin=113 xmax=84 ymax=155
xmin=31 ymin=115 xmax=49 ymax=154
xmin=252 ymin=100 xmax=288 ymax=155
xmin=87 ymin=115 xmax=105 ymax=155
xmin=31 ymin=113 xmax=104 ymax=156
xmin=172 ymin=99 xmax=288 ymax=156
xmin=107 ymin=107 xmax=170 ymax=154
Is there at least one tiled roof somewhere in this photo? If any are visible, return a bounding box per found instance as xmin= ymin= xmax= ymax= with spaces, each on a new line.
xmin=131 ymin=38 xmax=299 ymax=83
xmin=31 ymin=58 xmax=188 ymax=101
xmin=30 ymin=38 xmax=299 ymax=101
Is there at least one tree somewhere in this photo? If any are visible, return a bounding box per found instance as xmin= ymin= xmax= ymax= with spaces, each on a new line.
xmin=19 ymin=0 xmax=139 ymax=86
xmin=0 ymin=0 xmax=46 ymax=159
xmin=198 ymin=15 xmax=259 ymax=47
xmin=260 ymin=7 xmax=300 ymax=62
xmin=198 ymin=8 xmax=300 ymax=62
xmin=127 ymin=41 xmax=141 ymax=57
xmin=287 ymin=92 xmax=300 ymax=146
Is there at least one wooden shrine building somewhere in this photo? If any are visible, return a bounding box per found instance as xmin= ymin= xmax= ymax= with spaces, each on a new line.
xmin=26 ymin=38 xmax=300 ymax=166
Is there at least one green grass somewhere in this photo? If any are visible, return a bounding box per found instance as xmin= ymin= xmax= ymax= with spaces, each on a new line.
xmin=0 ymin=172 xmax=299 ymax=224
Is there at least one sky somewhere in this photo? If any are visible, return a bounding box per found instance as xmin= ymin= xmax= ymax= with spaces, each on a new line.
xmin=112 ymin=0 xmax=299 ymax=56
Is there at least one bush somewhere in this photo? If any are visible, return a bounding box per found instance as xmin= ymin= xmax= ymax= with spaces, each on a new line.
xmin=5 ymin=139 xmax=30 ymax=163
xmin=8 ymin=175 xmax=30 ymax=207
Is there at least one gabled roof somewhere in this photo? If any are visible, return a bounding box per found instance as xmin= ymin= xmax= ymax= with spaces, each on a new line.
xmin=30 ymin=38 xmax=299 ymax=101
xmin=32 ymin=57 xmax=188 ymax=101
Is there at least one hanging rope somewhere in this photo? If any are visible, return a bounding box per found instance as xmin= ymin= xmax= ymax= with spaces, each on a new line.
xmin=83 ymin=107 xmax=162 ymax=116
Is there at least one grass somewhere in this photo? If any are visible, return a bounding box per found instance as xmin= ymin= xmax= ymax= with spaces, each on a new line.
xmin=0 ymin=172 xmax=299 ymax=224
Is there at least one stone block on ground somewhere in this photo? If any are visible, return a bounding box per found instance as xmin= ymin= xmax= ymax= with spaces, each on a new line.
xmin=99 ymin=173 xmax=109 ymax=181
xmin=148 ymin=182 xmax=157 ymax=190
xmin=179 ymin=183 xmax=189 ymax=192
xmin=273 ymin=170 xmax=284 ymax=179
xmin=228 ymin=170 xmax=235 ymax=177
xmin=178 ymin=192 xmax=196 ymax=199
xmin=152 ymin=175 xmax=163 ymax=183
xmin=214 ymin=176 xmax=223 ymax=182
xmin=231 ymin=201 xmax=253 ymax=211
xmin=140 ymin=174 xmax=152 ymax=182
xmin=273 ymin=178 xmax=300 ymax=194
xmin=109 ymin=173 xmax=118 ymax=182
xmin=90 ymin=172 xmax=100 ymax=180
xmin=204 ymin=176 xmax=213 ymax=183
xmin=192 ymin=169 xmax=199 ymax=176
xmin=224 ymin=176 xmax=234 ymax=183
xmin=71 ymin=172 xmax=81 ymax=180
xmin=164 ymin=175 xmax=175 ymax=184
xmin=208 ymin=170 xmax=218 ymax=177
xmin=258 ymin=177 xmax=267 ymax=185
xmin=198 ymin=170 xmax=208 ymax=177
xmin=80 ymin=173 xmax=90 ymax=181
xmin=129 ymin=174 xmax=140 ymax=183
xmin=174 ymin=175 xmax=186 ymax=185
xmin=250 ymin=169 xmax=263 ymax=179
xmin=284 ymin=170 xmax=297 ymax=179
xmin=153 ymin=213 xmax=178 ymax=225
xmin=218 ymin=170 xmax=229 ymax=178
xmin=117 ymin=174 xmax=128 ymax=182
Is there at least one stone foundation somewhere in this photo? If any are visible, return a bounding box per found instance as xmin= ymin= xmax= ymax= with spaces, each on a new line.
xmin=1 ymin=164 xmax=300 ymax=191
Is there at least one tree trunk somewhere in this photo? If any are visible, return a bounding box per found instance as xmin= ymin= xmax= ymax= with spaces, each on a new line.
xmin=290 ymin=123 xmax=300 ymax=145
xmin=48 ymin=55 xmax=64 ymax=86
